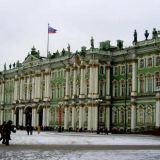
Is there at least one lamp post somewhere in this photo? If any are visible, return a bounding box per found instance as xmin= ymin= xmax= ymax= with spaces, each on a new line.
xmin=96 ymin=99 xmax=102 ymax=134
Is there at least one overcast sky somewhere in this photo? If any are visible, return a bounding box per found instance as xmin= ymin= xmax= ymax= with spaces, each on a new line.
xmin=0 ymin=0 xmax=160 ymax=70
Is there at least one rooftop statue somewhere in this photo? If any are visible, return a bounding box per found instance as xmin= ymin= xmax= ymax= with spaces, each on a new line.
xmin=144 ymin=30 xmax=149 ymax=40
xmin=133 ymin=29 xmax=137 ymax=43
xmin=152 ymin=28 xmax=158 ymax=39
xmin=4 ymin=63 xmax=6 ymax=71
xmin=9 ymin=64 xmax=11 ymax=69
xmin=91 ymin=37 xmax=94 ymax=49
xmin=67 ymin=44 xmax=70 ymax=53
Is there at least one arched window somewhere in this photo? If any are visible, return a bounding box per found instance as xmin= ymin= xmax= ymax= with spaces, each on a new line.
xmin=100 ymin=66 xmax=104 ymax=74
xmin=145 ymin=106 xmax=153 ymax=124
xmin=140 ymin=75 xmax=145 ymax=93
xmin=127 ymin=107 xmax=131 ymax=124
xmin=121 ymin=81 xmax=125 ymax=96
xmin=148 ymin=57 xmax=152 ymax=67
xmin=147 ymin=75 xmax=152 ymax=92
xmin=112 ymin=107 xmax=118 ymax=124
xmin=137 ymin=105 xmax=145 ymax=124
xmin=113 ymin=81 xmax=118 ymax=97
xmin=140 ymin=59 xmax=144 ymax=68
xmin=119 ymin=107 xmax=125 ymax=124
xmin=128 ymin=80 xmax=132 ymax=95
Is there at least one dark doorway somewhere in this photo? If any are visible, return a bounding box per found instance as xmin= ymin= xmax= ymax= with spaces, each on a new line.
xmin=38 ymin=107 xmax=43 ymax=126
xmin=15 ymin=108 xmax=19 ymax=128
xmin=25 ymin=107 xmax=32 ymax=126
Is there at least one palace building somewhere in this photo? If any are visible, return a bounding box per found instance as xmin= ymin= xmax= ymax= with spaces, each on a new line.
xmin=0 ymin=29 xmax=160 ymax=133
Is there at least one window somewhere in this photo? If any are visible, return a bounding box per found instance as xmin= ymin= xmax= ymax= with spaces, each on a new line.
xmin=121 ymin=81 xmax=125 ymax=96
xmin=121 ymin=66 xmax=125 ymax=74
xmin=139 ymin=75 xmax=145 ymax=93
xmin=114 ymin=67 xmax=118 ymax=75
xmin=128 ymin=81 xmax=132 ymax=95
xmin=156 ymin=56 xmax=160 ymax=66
xmin=148 ymin=57 xmax=152 ymax=67
xmin=128 ymin=65 xmax=132 ymax=73
xmin=100 ymin=66 xmax=104 ymax=74
xmin=145 ymin=106 xmax=152 ymax=124
xmin=112 ymin=108 xmax=118 ymax=124
xmin=137 ymin=106 xmax=144 ymax=124
xmin=114 ymin=82 xmax=118 ymax=97
xmin=119 ymin=108 xmax=125 ymax=124
xmin=140 ymin=59 xmax=144 ymax=68
xmin=147 ymin=76 xmax=152 ymax=92
xmin=156 ymin=72 xmax=160 ymax=87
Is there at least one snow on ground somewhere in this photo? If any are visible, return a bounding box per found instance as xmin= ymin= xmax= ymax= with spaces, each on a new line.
xmin=1 ymin=150 xmax=160 ymax=160
xmin=10 ymin=130 xmax=160 ymax=145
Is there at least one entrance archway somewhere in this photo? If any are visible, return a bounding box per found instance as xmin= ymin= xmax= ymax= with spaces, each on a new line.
xmin=15 ymin=107 xmax=19 ymax=128
xmin=25 ymin=106 xmax=32 ymax=126
xmin=37 ymin=105 xmax=43 ymax=126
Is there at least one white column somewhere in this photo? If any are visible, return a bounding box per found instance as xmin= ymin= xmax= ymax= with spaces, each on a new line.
xmin=26 ymin=77 xmax=30 ymax=100
xmin=106 ymin=107 xmax=110 ymax=131
xmin=0 ymin=110 xmax=3 ymax=124
xmin=156 ymin=92 xmax=160 ymax=127
xmin=106 ymin=65 xmax=111 ymax=95
xmin=132 ymin=61 xmax=137 ymax=93
xmin=11 ymin=109 xmax=15 ymax=124
xmin=20 ymin=77 xmax=24 ymax=100
xmin=46 ymin=107 xmax=50 ymax=126
xmin=64 ymin=107 xmax=68 ymax=129
xmin=19 ymin=108 xmax=23 ymax=126
xmin=14 ymin=76 xmax=18 ymax=101
xmin=92 ymin=107 xmax=97 ymax=130
xmin=23 ymin=113 xmax=26 ymax=126
xmin=79 ymin=106 xmax=83 ymax=128
xmin=72 ymin=64 xmax=77 ymax=97
xmin=80 ymin=61 xmax=85 ymax=98
xmin=32 ymin=76 xmax=35 ymax=99
xmin=131 ymin=104 xmax=136 ymax=130
xmin=89 ymin=61 xmax=93 ymax=98
xmin=65 ymin=66 xmax=70 ymax=99
xmin=72 ymin=107 xmax=76 ymax=129
xmin=37 ymin=75 xmax=41 ymax=99
xmin=94 ymin=65 xmax=99 ymax=95
xmin=42 ymin=107 xmax=46 ymax=126
xmin=45 ymin=72 xmax=50 ymax=99
xmin=87 ymin=106 xmax=92 ymax=130
xmin=13 ymin=113 xmax=16 ymax=126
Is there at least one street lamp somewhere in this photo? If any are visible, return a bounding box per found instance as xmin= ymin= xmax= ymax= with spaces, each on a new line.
xmin=96 ymin=99 xmax=102 ymax=134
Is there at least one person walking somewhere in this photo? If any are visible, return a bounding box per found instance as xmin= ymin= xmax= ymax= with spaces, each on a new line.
xmin=26 ymin=124 xmax=30 ymax=135
xmin=2 ymin=120 xmax=16 ymax=145
xmin=29 ymin=125 xmax=33 ymax=135
xmin=0 ymin=121 xmax=6 ymax=141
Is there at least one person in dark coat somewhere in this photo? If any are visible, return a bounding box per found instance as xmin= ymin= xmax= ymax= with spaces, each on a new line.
xmin=0 ymin=121 xmax=6 ymax=141
xmin=29 ymin=125 xmax=33 ymax=135
xmin=26 ymin=124 xmax=30 ymax=135
xmin=2 ymin=120 xmax=16 ymax=145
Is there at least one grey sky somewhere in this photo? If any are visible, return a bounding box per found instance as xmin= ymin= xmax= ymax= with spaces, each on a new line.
xmin=0 ymin=0 xmax=160 ymax=70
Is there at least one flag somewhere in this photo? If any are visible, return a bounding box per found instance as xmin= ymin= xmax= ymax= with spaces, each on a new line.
xmin=48 ymin=26 xmax=57 ymax=34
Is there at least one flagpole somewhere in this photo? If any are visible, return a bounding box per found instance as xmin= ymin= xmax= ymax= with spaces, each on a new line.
xmin=47 ymin=23 xmax=49 ymax=57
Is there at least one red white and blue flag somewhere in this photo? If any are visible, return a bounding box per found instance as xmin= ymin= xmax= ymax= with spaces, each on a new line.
xmin=48 ymin=26 xmax=57 ymax=34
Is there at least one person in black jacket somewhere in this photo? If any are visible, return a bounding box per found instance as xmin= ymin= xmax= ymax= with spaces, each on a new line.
xmin=2 ymin=120 xmax=16 ymax=145
xmin=0 ymin=121 xmax=6 ymax=141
